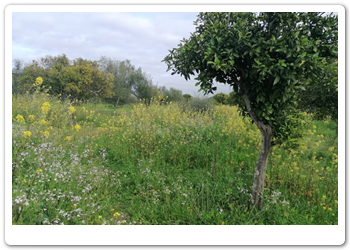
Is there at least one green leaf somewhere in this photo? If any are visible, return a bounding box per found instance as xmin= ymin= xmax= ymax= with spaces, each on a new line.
xmin=232 ymin=52 xmax=239 ymax=58
xmin=254 ymin=58 xmax=261 ymax=65
xmin=273 ymin=76 xmax=280 ymax=85
xmin=299 ymin=52 xmax=307 ymax=58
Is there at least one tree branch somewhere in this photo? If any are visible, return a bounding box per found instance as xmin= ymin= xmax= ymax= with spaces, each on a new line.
xmin=242 ymin=93 xmax=259 ymax=125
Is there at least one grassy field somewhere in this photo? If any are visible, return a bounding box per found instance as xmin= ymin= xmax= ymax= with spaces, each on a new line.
xmin=12 ymin=92 xmax=338 ymax=225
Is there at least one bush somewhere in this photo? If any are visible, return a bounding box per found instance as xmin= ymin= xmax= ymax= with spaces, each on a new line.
xmin=187 ymin=97 xmax=214 ymax=113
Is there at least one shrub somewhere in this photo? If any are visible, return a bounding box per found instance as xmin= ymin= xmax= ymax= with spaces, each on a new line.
xmin=187 ymin=97 xmax=214 ymax=113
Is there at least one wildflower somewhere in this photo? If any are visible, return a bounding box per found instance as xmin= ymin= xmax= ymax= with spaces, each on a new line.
xmin=15 ymin=114 xmax=25 ymax=124
xmin=281 ymin=199 xmax=290 ymax=206
xmin=322 ymin=195 xmax=326 ymax=200
xmin=42 ymin=131 xmax=50 ymax=138
xmin=40 ymin=119 xmax=48 ymax=125
xmin=22 ymin=131 xmax=32 ymax=138
xmin=68 ymin=106 xmax=76 ymax=114
xmin=328 ymin=207 xmax=332 ymax=211
xmin=35 ymin=77 xmax=43 ymax=86
xmin=28 ymin=115 xmax=35 ymax=120
xmin=73 ymin=124 xmax=81 ymax=131
xmin=335 ymin=200 xmax=338 ymax=204
xmin=98 ymin=215 xmax=102 ymax=219
xmin=36 ymin=169 xmax=43 ymax=173
xmin=41 ymin=102 xmax=51 ymax=114
xmin=113 ymin=212 xmax=121 ymax=217
xmin=328 ymin=147 xmax=334 ymax=152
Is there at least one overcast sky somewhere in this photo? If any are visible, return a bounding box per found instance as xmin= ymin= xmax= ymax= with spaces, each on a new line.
xmin=12 ymin=12 xmax=232 ymax=96
xmin=10 ymin=5 xmax=344 ymax=96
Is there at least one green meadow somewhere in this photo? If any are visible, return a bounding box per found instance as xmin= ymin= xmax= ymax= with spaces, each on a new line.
xmin=12 ymin=92 xmax=338 ymax=225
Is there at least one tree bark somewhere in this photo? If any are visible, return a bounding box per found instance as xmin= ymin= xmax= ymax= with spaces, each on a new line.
xmin=251 ymin=123 xmax=272 ymax=208
xmin=241 ymin=93 xmax=273 ymax=209
xmin=113 ymin=96 xmax=120 ymax=116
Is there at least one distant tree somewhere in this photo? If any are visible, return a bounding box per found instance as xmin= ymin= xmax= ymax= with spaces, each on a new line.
xmin=12 ymin=59 xmax=24 ymax=94
xmin=213 ymin=93 xmax=229 ymax=105
xmin=163 ymin=12 xmax=338 ymax=208
xmin=182 ymin=94 xmax=192 ymax=101
xmin=16 ymin=55 xmax=114 ymax=102
xmin=38 ymin=54 xmax=70 ymax=70
xmin=159 ymin=86 xmax=184 ymax=102
xmin=57 ymin=58 xmax=114 ymax=102
xmin=99 ymin=56 xmax=158 ymax=105
xmin=16 ymin=60 xmax=46 ymax=94
xmin=129 ymin=67 xmax=158 ymax=101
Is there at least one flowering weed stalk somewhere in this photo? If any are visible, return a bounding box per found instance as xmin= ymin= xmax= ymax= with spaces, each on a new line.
xmin=12 ymin=93 xmax=338 ymax=225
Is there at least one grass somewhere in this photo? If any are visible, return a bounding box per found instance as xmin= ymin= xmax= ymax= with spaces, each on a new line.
xmin=12 ymin=92 xmax=338 ymax=225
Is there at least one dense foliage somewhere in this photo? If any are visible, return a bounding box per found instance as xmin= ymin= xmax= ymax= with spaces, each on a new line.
xmin=12 ymin=54 xmax=185 ymax=105
xmin=163 ymin=12 xmax=338 ymax=207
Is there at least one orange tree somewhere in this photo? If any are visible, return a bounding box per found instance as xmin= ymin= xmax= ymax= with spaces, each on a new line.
xmin=163 ymin=12 xmax=338 ymax=208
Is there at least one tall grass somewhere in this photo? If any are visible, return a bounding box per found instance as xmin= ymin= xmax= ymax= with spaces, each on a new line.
xmin=12 ymin=93 xmax=338 ymax=225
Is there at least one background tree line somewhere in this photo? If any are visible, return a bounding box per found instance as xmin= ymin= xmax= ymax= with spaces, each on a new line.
xmin=12 ymin=54 xmax=187 ymax=106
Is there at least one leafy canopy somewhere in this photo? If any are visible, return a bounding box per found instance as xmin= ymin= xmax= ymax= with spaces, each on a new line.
xmin=164 ymin=12 xmax=338 ymax=145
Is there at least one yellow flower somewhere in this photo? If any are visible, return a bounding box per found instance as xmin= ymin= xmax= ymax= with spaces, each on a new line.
xmin=328 ymin=147 xmax=334 ymax=152
xmin=36 ymin=169 xmax=43 ymax=173
xmin=98 ymin=215 xmax=102 ymax=219
xmin=40 ymin=119 xmax=48 ymax=125
xmin=35 ymin=77 xmax=43 ymax=85
xmin=22 ymin=131 xmax=32 ymax=138
xmin=28 ymin=115 xmax=36 ymax=120
xmin=41 ymin=102 xmax=51 ymax=114
xmin=73 ymin=124 xmax=81 ymax=131
xmin=335 ymin=200 xmax=338 ymax=204
xmin=42 ymin=131 xmax=50 ymax=138
xmin=68 ymin=106 xmax=76 ymax=114
xmin=64 ymin=136 xmax=72 ymax=141
xmin=15 ymin=114 xmax=25 ymax=124
xmin=113 ymin=212 xmax=121 ymax=217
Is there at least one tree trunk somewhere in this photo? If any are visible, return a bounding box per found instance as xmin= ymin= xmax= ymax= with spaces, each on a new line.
xmin=241 ymin=93 xmax=273 ymax=209
xmin=113 ymin=97 xmax=120 ymax=116
xmin=251 ymin=123 xmax=272 ymax=208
